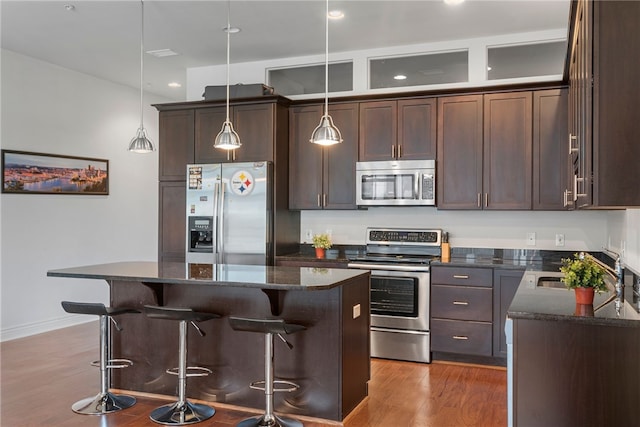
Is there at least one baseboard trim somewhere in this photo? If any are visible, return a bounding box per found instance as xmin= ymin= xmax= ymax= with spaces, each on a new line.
xmin=0 ymin=315 xmax=93 ymax=342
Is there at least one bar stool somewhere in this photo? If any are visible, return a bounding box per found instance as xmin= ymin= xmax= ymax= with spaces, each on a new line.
xmin=60 ymin=301 xmax=139 ymax=415
xmin=228 ymin=317 xmax=306 ymax=427
xmin=143 ymin=305 xmax=220 ymax=425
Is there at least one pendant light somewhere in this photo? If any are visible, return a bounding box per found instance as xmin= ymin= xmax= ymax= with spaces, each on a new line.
xmin=128 ymin=0 xmax=155 ymax=153
xmin=214 ymin=0 xmax=241 ymax=150
xmin=310 ymin=0 xmax=343 ymax=146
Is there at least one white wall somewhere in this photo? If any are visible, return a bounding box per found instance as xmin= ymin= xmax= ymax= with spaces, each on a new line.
xmin=187 ymin=29 xmax=566 ymax=101
xmin=0 ymin=50 xmax=166 ymax=341
xmin=301 ymin=208 xmax=609 ymax=251
xmin=606 ymin=209 xmax=640 ymax=272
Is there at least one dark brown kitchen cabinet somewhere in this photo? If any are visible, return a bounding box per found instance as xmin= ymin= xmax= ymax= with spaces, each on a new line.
xmin=159 ymin=110 xmax=195 ymax=181
xmin=533 ymin=89 xmax=568 ymax=210
xmin=438 ymin=92 xmax=534 ymax=210
xmin=568 ymin=0 xmax=640 ymax=208
xmin=359 ymin=98 xmax=436 ymax=161
xmin=430 ymin=266 xmax=493 ymax=357
xmin=195 ymin=103 xmax=278 ymax=163
xmin=436 ymin=95 xmax=484 ymax=209
xmin=158 ymin=181 xmax=186 ymax=262
xmin=289 ymin=102 xmax=358 ymax=210
xmin=483 ymin=92 xmax=532 ymax=210
xmin=512 ymin=318 xmax=640 ymax=426
xmin=492 ymin=268 xmax=523 ymax=358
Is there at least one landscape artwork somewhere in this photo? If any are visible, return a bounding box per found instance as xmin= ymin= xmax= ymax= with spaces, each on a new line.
xmin=2 ymin=150 xmax=109 ymax=195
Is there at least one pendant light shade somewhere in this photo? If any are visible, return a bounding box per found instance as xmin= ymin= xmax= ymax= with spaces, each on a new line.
xmin=128 ymin=0 xmax=155 ymax=153
xmin=310 ymin=0 xmax=342 ymax=146
xmin=214 ymin=1 xmax=241 ymax=150
xmin=310 ymin=115 xmax=343 ymax=146
xmin=214 ymin=120 xmax=241 ymax=149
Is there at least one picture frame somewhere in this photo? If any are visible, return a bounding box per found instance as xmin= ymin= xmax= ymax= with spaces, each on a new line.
xmin=2 ymin=149 xmax=109 ymax=195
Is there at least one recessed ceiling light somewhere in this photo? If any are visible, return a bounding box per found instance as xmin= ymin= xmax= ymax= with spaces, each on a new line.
xmin=64 ymin=4 xmax=75 ymax=12
xmin=444 ymin=0 xmax=465 ymax=5
xmin=168 ymin=82 xmax=182 ymax=88
xmin=394 ymin=74 xmax=407 ymax=80
xmin=328 ymin=10 xmax=344 ymax=19
xmin=223 ymin=26 xmax=241 ymax=34
xmin=146 ymin=49 xmax=179 ymax=58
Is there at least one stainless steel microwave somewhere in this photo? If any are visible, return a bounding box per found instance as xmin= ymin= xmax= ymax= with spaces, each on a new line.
xmin=356 ymin=160 xmax=436 ymax=206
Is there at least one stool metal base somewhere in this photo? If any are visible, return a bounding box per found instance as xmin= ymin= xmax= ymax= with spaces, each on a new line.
xmin=71 ymin=391 xmax=136 ymax=415
xmin=150 ymin=400 xmax=215 ymax=425
xmin=237 ymin=414 xmax=303 ymax=427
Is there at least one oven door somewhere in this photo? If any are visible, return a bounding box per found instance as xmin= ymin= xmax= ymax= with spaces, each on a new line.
xmin=367 ymin=268 xmax=429 ymax=331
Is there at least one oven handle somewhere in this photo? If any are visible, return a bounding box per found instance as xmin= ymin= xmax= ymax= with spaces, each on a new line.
xmin=347 ymin=262 xmax=431 ymax=272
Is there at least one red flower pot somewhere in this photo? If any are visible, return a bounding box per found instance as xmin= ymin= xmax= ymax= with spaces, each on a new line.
xmin=574 ymin=287 xmax=595 ymax=305
xmin=315 ymin=248 xmax=325 ymax=259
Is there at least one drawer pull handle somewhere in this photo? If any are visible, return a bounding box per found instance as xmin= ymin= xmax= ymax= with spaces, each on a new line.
xmin=452 ymin=335 xmax=469 ymax=340
xmin=453 ymin=275 xmax=469 ymax=279
xmin=452 ymin=301 xmax=469 ymax=306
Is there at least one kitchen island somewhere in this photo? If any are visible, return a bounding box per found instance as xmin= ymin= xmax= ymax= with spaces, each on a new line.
xmin=47 ymin=261 xmax=371 ymax=422
xmin=507 ymin=267 xmax=640 ymax=427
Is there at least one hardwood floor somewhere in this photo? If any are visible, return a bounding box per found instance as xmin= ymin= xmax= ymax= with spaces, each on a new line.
xmin=1 ymin=322 xmax=507 ymax=426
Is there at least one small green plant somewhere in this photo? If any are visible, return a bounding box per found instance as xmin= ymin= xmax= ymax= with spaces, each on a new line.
xmin=312 ymin=233 xmax=332 ymax=249
xmin=560 ymin=253 xmax=607 ymax=292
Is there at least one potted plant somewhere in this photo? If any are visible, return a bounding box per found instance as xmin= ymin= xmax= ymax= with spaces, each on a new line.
xmin=312 ymin=233 xmax=332 ymax=259
xmin=560 ymin=252 xmax=607 ymax=305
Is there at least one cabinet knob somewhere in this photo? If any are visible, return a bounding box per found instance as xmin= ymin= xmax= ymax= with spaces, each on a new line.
xmin=391 ymin=145 xmax=396 ymax=158
xmin=452 ymin=301 xmax=469 ymax=306
xmin=452 ymin=335 xmax=469 ymax=340
xmin=453 ymin=275 xmax=469 ymax=279
xmin=397 ymin=144 xmax=402 ymax=158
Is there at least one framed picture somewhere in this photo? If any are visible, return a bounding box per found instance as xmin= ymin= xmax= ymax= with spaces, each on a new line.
xmin=1 ymin=150 xmax=109 ymax=195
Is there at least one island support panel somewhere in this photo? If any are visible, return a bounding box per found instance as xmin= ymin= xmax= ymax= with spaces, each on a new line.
xmin=108 ymin=276 xmax=370 ymax=421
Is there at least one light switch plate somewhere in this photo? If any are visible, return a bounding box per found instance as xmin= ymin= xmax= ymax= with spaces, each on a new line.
xmin=555 ymin=234 xmax=565 ymax=246
xmin=353 ymin=304 xmax=361 ymax=319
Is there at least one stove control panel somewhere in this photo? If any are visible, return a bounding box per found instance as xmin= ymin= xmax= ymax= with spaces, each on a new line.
xmin=366 ymin=228 xmax=441 ymax=245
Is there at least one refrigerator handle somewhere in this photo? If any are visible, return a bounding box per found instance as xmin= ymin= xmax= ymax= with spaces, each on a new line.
xmin=213 ymin=180 xmax=221 ymax=263
xmin=218 ymin=181 xmax=226 ymax=263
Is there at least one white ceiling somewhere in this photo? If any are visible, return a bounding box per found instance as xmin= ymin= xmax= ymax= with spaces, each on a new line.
xmin=1 ymin=0 xmax=571 ymax=101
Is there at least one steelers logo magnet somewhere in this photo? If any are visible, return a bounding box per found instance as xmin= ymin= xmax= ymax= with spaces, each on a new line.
xmin=229 ymin=170 xmax=254 ymax=196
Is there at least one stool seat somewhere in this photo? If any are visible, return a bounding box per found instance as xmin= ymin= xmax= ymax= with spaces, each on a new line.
xmin=228 ymin=316 xmax=306 ymax=427
xmin=143 ymin=305 xmax=219 ymax=425
xmin=60 ymin=301 xmax=138 ymax=415
xmin=62 ymin=301 xmax=139 ymax=317
xmin=228 ymin=317 xmax=305 ymax=336
xmin=144 ymin=305 xmax=220 ymax=323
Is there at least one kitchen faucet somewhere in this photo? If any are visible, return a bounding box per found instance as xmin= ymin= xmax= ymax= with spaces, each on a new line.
xmin=585 ymin=250 xmax=624 ymax=313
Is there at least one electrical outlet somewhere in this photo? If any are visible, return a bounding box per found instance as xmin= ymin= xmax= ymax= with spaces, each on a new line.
xmin=326 ymin=229 xmax=332 ymax=238
xmin=526 ymin=232 xmax=536 ymax=246
xmin=305 ymin=229 xmax=313 ymax=241
xmin=352 ymin=304 xmax=361 ymax=319
xmin=555 ymin=233 xmax=565 ymax=247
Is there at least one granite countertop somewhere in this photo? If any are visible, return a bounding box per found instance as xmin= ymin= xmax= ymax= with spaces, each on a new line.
xmin=47 ymin=261 xmax=368 ymax=291
xmin=507 ymin=267 xmax=640 ymax=327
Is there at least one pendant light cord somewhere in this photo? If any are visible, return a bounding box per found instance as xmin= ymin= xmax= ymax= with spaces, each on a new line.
xmin=324 ymin=0 xmax=329 ymax=118
xmin=225 ymin=0 xmax=231 ymax=123
xmin=139 ymin=0 xmax=145 ymax=129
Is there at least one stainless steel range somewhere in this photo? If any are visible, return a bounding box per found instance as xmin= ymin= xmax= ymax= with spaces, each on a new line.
xmin=348 ymin=228 xmax=441 ymax=363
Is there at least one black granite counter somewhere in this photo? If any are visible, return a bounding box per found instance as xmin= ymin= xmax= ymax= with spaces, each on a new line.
xmin=47 ymin=261 xmax=367 ymax=291
xmin=507 ymin=266 xmax=640 ymax=328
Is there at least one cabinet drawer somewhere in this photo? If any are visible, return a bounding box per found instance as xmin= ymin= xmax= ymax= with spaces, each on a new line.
xmin=431 ymin=285 xmax=492 ymax=321
xmin=431 ymin=318 xmax=492 ymax=356
xmin=431 ymin=266 xmax=493 ymax=287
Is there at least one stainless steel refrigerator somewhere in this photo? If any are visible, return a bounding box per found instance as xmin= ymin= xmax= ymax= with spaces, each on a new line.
xmin=186 ymin=161 xmax=274 ymax=265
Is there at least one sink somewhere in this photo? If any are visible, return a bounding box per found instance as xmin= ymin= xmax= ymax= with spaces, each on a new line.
xmin=536 ymin=276 xmax=566 ymax=289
